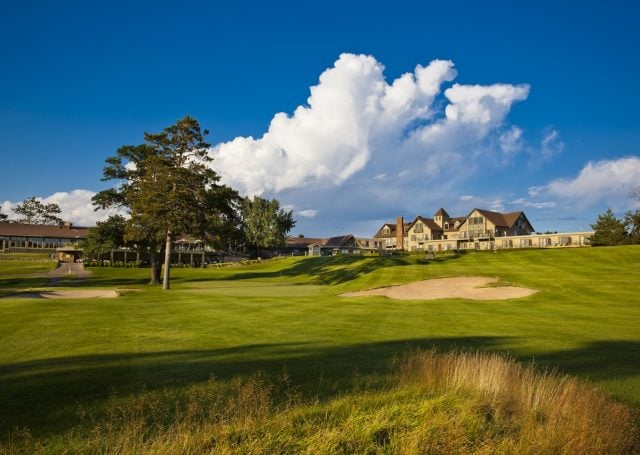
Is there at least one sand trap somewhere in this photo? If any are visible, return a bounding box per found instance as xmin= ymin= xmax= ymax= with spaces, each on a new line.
xmin=340 ymin=276 xmax=537 ymax=301
xmin=2 ymin=290 xmax=119 ymax=299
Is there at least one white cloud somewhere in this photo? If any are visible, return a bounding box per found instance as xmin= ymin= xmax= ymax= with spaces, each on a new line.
xmin=510 ymin=198 xmax=558 ymax=209
xmin=499 ymin=126 xmax=523 ymax=156
xmin=488 ymin=198 xmax=505 ymax=212
xmin=539 ymin=157 xmax=640 ymax=204
xmin=298 ymin=209 xmax=318 ymax=218
xmin=211 ymin=53 xmax=529 ymax=196
xmin=2 ymin=190 xmax=125 ymax=226
xmin=540 ymin=130 xmax=564 ymax=160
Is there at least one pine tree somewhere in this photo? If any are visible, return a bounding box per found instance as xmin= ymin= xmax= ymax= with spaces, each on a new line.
xmin=590 ymin=209 xmax=627 ymax=246
xmin=13 ymin=197 xmax=62 ymax=225
xmin=94 ymin=116 xmax=238 ymax=288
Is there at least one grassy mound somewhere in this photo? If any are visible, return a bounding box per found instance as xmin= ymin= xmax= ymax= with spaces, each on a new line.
xmin=5 ymin=350 xmax=637 ymax=454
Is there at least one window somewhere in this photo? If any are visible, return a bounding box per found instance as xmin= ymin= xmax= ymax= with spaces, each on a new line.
xmin=414 ymin=223 xmax=423 ymax=233
xmin=382 ymin=227 xmax=390 ymax=235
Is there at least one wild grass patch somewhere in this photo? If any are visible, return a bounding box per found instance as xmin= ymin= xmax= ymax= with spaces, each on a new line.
xmin=5 ymin=350 xmax=637 ymax=454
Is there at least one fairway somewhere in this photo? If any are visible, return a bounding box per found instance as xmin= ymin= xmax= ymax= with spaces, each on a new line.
xmin=1 ymin=246 xmax=639 ymax=447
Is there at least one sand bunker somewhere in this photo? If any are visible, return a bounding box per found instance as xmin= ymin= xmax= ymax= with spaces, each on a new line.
xmin=2 ymin=290 xmax=119 ymax=299
xmin=340 ymin=276 xmax=537 ymax=301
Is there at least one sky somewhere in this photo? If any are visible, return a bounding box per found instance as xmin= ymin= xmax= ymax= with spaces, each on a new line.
xmin=1 ymin=0 xmax=639 ymax=237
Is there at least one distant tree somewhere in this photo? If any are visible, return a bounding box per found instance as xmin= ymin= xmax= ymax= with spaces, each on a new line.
xmin=590 ymin=209 xmax=627 ymax=246
xmin=13 ymin=197 xmax=62 ymax=225
xmin=0 ymin=209 xmax=7 ymax=221
xmin=81 ymin=215 xmax=127 ymax=264
xmin=94 ymin=116 xmax=236 ymax=289
xmin=624 ymin=209 xmax=640 ymax=244
xmin=241 ymin=196 xmax=296 ymax=252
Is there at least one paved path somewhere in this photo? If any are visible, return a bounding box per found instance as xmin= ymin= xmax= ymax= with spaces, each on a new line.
xmin=47 ymin=262 xmax=92 ymax=285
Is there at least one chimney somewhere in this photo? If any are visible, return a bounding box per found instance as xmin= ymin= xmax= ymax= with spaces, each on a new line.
xmin=396 ymin=216 xmax=404 ymax=251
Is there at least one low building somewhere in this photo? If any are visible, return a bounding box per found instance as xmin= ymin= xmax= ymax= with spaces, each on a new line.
xmin=0 ymin=222 xmax=89 ymax=261
xmin=285 ymin=235 xmax=383 ymax=256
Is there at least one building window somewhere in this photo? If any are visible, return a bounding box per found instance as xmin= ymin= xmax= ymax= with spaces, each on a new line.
xmin=414 ymin=223 xmax=423 ymax=233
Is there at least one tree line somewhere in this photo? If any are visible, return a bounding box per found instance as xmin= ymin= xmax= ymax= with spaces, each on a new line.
xmin=590 ymin=191 xmax=640 ymax=246
xmin=0 ymin=197 xmax=63 ymax=225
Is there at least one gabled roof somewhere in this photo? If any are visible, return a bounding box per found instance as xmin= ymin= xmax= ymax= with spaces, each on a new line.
xmin=475 ymin=209 xmax=510 ymax=227
xmin=0 ymin=222 xmax=89 ymax=239
xmin=464 ymin=209 xmax=532 ymax=230
xmin=286 ymin=235 xmax=357 ymax=249
xmin=434 ymin=208 xmax=449 ymax=218
xmin=286 ymin=237 xmax=326 ymax=248
xmin=323 ymin=235 xmax=355 ymax=248
xmin=502 ymin=211 xmax=524 ymax=227
xmin=408 ymin=216 xmax=443 ymax=232
xmin=445 ymin=217 xmax=466 ymax=231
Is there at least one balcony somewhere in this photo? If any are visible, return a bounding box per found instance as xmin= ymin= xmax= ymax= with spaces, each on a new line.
xmin=458 ymin=231 xmax=495 ymax=240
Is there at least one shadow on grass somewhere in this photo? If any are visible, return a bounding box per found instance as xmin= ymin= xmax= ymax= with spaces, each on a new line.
xmin=216 ymin=255 xmax=464 ymax=285
xmin=0 ymin=336 xmax=508 ymax=437
xmin=3 ymin=336 xmax=639 ymax=439
xmin=0 ymin=276 xmax=50 ymax=292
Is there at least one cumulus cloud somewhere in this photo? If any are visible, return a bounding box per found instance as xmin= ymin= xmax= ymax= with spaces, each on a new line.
xmin=211 ymin=53 xmax=529 ymax=196
xmin=2 ymin=190 xmax=125 ymax=226
xmin=537 ymin=157 xmax=640 ymax=204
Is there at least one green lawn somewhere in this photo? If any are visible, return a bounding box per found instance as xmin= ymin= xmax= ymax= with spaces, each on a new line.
xmin=1 ymin=246 xmax=639 ymax=443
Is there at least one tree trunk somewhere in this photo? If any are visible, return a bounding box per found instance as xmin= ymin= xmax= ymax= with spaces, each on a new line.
xmin=149 ymin=251 xmax=161 ymax=285
xmin=163 ymin=230 xmax=172 ymax=290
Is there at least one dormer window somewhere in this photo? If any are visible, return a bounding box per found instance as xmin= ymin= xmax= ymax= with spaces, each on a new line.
xmin=382 ymin=227 xmax=390 ymax=235
xmin=444 ymin=222 xmax=449 ymax=229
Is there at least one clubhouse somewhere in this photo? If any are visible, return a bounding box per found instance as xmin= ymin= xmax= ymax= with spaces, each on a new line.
xmin=0 ymin=221 xmax=89 ymax=262
xmin=375 ymin=207 xmax=592 ymax=252
xmin=286 ymin=207 xmax=593 ymax=256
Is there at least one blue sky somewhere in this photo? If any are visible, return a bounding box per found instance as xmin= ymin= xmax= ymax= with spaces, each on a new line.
xmin=1 ymin=1 xmax=639 ymax=236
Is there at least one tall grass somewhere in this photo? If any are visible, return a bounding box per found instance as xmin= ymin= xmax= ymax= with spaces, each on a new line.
xmin=5 ymin=350 xmax=637 ymax=454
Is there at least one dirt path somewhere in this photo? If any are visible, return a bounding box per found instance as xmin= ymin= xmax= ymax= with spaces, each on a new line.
xmin=340 ymin=276 xmax=537 ymax=301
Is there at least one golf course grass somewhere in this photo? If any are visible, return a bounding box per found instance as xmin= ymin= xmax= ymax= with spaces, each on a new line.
xmin=0 ymin=246 xmax=639 ymax=451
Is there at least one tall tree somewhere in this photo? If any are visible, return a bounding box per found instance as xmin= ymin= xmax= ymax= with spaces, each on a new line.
xmin=81 ymin=215 xmax=127 ymax=264
xmin=94 ymin=116 xmax=234 ymax=289
xmin=590 ymin=209 xmax=627 ymax=246
xmin=241 ymin=196 xmax=296 ymax=253
xmin=13 ymin=197 xmax=62 ymax=225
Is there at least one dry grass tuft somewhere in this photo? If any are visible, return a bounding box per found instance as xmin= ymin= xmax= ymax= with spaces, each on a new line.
xmin=3 ymin=350 xmax=638 ymax=454
xmin=393 ymin=349 xmax=639 ymax=454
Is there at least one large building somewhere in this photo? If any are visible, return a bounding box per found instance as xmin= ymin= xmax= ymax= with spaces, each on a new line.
xmin=374 ymin=208 xmax=592 ymax=252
